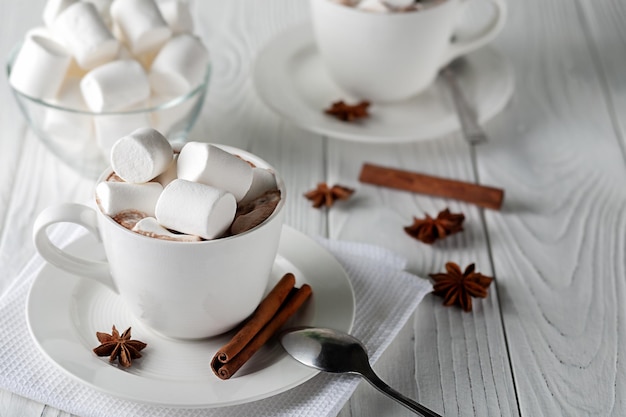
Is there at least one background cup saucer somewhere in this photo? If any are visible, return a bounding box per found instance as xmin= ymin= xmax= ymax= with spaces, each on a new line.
xmin=253 ymin=24 xmax=514 ymax=143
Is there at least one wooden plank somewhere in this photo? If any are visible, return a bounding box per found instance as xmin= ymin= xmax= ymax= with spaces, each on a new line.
xmin=577 ymin=0 xmax=626 ymax=151
xmin=0 ymin=4 xmax=88 ymax=415
xmin=0 ymin=0 xmax=46 ymax=296
xmin=328 ymin=133 xmax=518 ymax=416
xmin=476 ymin=0 xmax=626 ymax=415
xmin=0 ymin=131 xmax=94 ymax=290
xmin=193 ymin=0 xmax=326 ymax=237
xmin=2 ymin=0 xmax=623 ymax=416
xmin=0 ymin=389 xmax=46 ymax=417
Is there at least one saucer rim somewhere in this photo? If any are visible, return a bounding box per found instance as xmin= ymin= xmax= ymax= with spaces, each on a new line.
xmin=26 ymin=225 xmax=356 ymax=408
xmin=252 ymin=23 xmax=515 ymax=143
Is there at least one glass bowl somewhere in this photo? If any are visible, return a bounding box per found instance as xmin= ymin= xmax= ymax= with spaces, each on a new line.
xmin=6 ymin=45 xmax=211 ymax=179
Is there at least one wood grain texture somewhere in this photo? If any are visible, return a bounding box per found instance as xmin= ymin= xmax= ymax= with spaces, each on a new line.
xmin=0 ymin=0 xmax=42 ymax=297
xmin=327 ymin=135 xmax=518 ymax=417
xmin=577 ymin=0 xmax=626 ymax=153
xmin=192 ymin=0 xmax=325 ymax=237
xmin=2 ymin=0 xmax=626 ymax=416
xmin=477 ymin=0 xmax=626 ymax=415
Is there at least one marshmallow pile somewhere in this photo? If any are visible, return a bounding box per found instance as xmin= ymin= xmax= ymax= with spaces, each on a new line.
xmin=9 ymin=0 xmax=209 ymax=156
xmin=331 ymin=0 xmax=439 ymax=12
xmin=96 ymin=128 xmax=281 ymax=241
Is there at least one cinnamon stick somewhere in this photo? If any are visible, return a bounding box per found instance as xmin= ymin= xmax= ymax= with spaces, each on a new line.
xmin=211 ymin=277 xmax=312 ymax=380
xmin=359 ymin=163 xmax=504 ymax=210
xmin=215 ymin=273 xmax=295 ymax=363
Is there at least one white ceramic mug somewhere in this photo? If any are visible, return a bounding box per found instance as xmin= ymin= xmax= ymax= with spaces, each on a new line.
xmin=310 ymin=0 xmax=507 ymax=102
xmin=33 ymin=146 xmax=286 ymax=339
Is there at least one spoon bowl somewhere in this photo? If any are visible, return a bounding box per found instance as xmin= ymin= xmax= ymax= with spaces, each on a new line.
xmin=280 ymin=327 xmax=442 ymax=417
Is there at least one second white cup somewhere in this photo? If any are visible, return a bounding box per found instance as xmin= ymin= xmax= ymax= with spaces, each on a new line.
xmin=310 ymin=0 xmax=507 ymax=102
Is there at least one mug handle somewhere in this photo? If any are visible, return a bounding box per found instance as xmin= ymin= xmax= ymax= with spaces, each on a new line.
xmin=33 ymin=203 xmax=117 ymax=292
xmin=440 ymin=0 xmax=507 ymax=66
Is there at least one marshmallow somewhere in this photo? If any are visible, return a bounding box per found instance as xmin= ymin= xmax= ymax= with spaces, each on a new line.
xmin=381 ymin=0 xmax=415 ymax=8
xmin=66 ymin=59 xmax=89 ymax=78
xmin=154 ymin=155 xmax=178 ymax=187
xmin=50 ymin=76 xmax=87 ymax=109
xmin=94 ymin=112 xmax=151 ymax=158
xmin=44 ymin=77 xmax=94 ymax=140
xmin=26 ymin=26 xmax=87 ymax=79
xmin=110 ymin=127 xmax=173 ymax=183
xmin=23 ymin=29 xmax=82 ymax=79
xmin=84 ymin=0 xmax=113 ymax=26
xmin=43 ymin=0 xmax=78 ymax=28
xmin=177 ymin=142 xmax=254 ymax=202
xmin=357 ymin=0 xmax=391 ymax=12
xmin=149 ymin=34 xmax=209 ymax=95
xmin=53 ymin=2 xmax=119 ymax=69
xmin=112 ymin=20 xmax=125 ymax=42
xmin=80 ymin=59 xmax=151 ymax=112
xmin=117 ymin=44 xmax=133 ymax=60
xmin=240 ymin=168 xmax=278 ymax=204
xmin=25 ymin=26 xmax=58 ymax=41
xmin=132 ymin=217 xmax=201 ymax=241
xmin=329 ymin=0 xmax=357 ymax=4
xmin=96 ymin=181 xmax=163 ymax=216
xmin=116 ymin=44 xmax=157 ymax=72
xmin=9 ymin=33 xmax=71 ymax=99
xmin=156 ymin=0 xmax=194 ymax=34
xmin=171 ymin=142 xmax=185 ymax=153
xmin=110 ymin=0 xmax=172 ymax=56
xmin=136 ymin=49 xmax=159 ymax=70
xmin=155 ymin=179 xmax=236 ymax=239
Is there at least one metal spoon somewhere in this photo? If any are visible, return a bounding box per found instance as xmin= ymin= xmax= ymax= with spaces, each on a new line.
xmin=280 ymin=327 xmax=442 ymax=417
xmin=440 ymin=58 xmax=488 ymax=145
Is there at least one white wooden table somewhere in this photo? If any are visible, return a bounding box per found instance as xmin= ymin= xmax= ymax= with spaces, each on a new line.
xmin=2 ymin=0 xmax=626 ymax=416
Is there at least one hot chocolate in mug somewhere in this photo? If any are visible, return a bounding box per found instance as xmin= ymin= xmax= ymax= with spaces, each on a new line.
xmin=310 ymin=0 xmax=507 ymax=102
xmin=32 ymin=146 xmax=286 ymax=340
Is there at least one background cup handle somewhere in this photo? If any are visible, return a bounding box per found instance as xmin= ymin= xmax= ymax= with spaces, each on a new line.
xmin=440 ymin=0 xmax=507 ymax=66
xmin=32 ymin=203 xmax=117 ymax=292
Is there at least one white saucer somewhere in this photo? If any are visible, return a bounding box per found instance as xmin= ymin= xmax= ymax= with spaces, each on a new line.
xmin=253 ymin=24 xmax=514 ymax=143
xmin=26 ymin=226 xmax=355 ymax=408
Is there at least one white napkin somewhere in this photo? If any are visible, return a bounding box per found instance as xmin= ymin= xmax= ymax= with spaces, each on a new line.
xmin=0 ymin=224 xmax=431 ymax=417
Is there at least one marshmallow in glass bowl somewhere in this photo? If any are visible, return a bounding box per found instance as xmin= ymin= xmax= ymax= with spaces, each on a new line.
xmin=7 ymin=0 xmax=211 ymax=179
xmin=96 ymin=128 xmax=282 ymax=242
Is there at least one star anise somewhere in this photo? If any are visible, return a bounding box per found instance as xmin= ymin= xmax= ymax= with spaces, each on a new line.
xmin=404 ymin=208 xmax=464 ymax=244
xmin=93 ymin=325 xmax=147 ymax=368
xmin=304 ymin=182 xmax=354 ymax=208
xmin=430 ymin=262 xmax=493 ymax=312
xmin=324 ymin=100 xmax=370 ymax=122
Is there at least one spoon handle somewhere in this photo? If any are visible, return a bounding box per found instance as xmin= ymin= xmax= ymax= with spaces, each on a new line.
xmin=359 ymin=367 xmax=442 ymax=417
